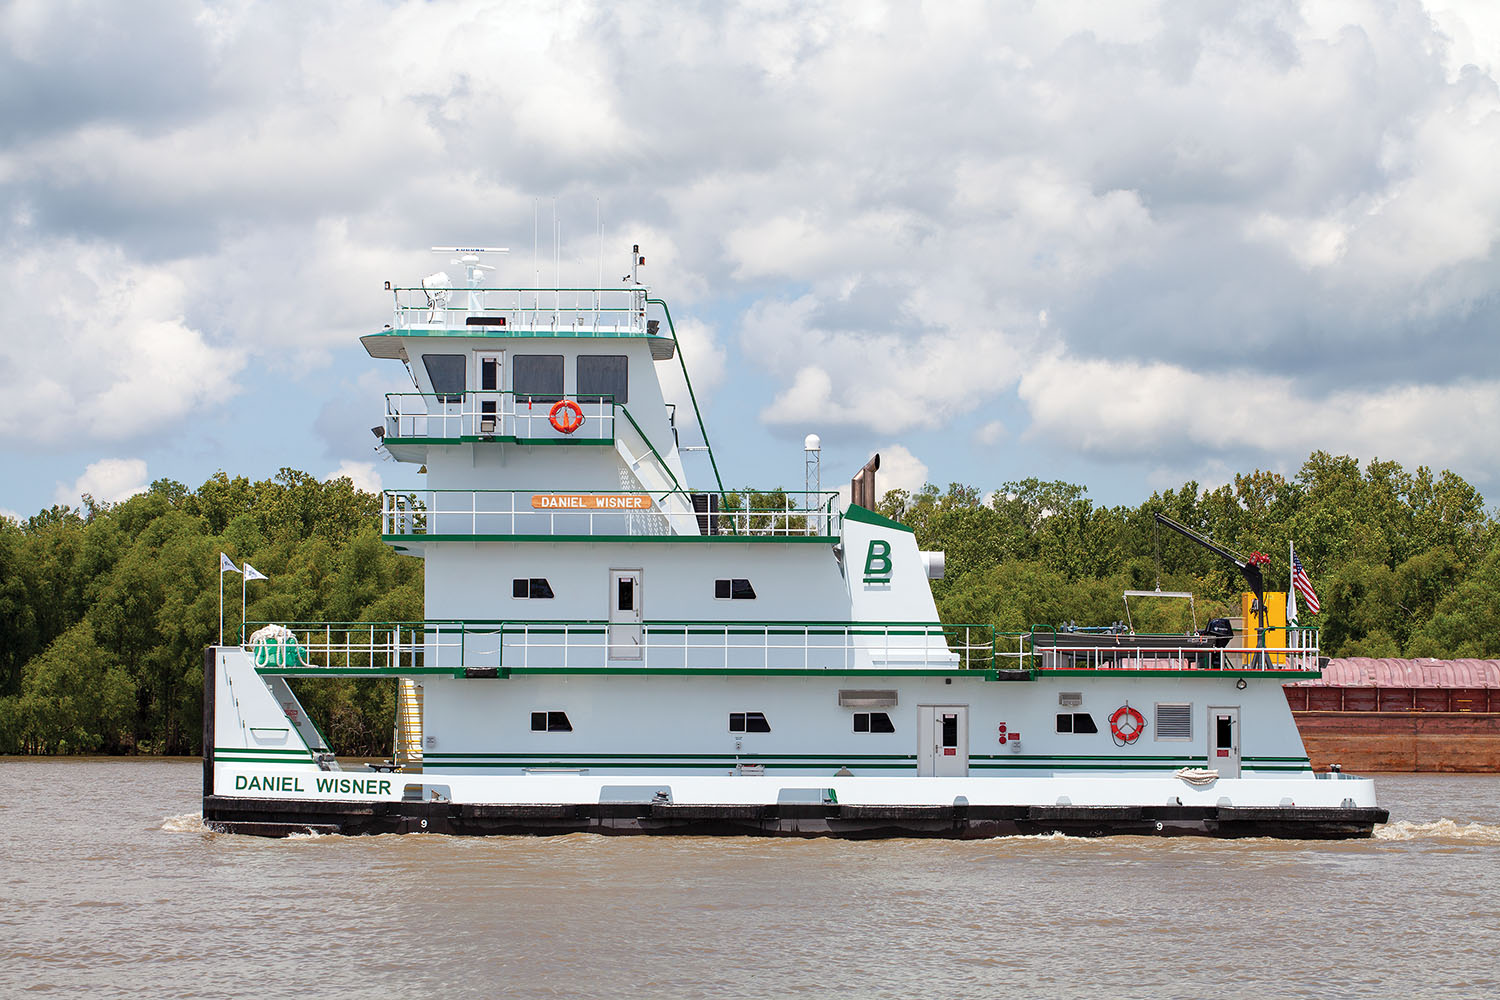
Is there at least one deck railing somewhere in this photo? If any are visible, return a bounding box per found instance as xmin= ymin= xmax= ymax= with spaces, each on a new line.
xmin=381 ymin=489 xmax=843 ymax=538
xmin=391 ymin=286 xmax=649 ymax=333
xmin=243 ymin=620 xmax=990 ymax=673
xmin=1023 ymin=625 xmax=1321 ymax=672
xmin=383 ymin=392 xmax=617 ymax=442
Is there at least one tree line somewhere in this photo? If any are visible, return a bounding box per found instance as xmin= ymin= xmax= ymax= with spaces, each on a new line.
xmin=878 ymin=452 xmax=1497 ymax=660
xmin=1 ymin=452 xmax=1494 ymax=756
xmin=0 ymin=470 xmax=420 ymax=756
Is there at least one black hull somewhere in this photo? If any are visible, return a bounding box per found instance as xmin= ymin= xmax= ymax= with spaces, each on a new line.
xmin=203 ymin=794 xmax=1388 ymax=840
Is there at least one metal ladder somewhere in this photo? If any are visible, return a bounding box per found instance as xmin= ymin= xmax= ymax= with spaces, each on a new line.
xmin=394 ymin=678 xmax=423 ymax=772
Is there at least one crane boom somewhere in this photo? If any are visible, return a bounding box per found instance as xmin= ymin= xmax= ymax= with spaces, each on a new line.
xmin=1153 ymin=513 xmax=1267 ymax=644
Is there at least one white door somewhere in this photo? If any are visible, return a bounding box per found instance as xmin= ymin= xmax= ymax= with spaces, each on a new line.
xmin=917 ymin=706 xmax=968 ymax=777
xmin=474 ymin=351 xmax=504 ymax=436
xmin=609 ymin=570 xmax=643 ymax=660
xmin=1209 ymin=706 xmax=1241 ymax=778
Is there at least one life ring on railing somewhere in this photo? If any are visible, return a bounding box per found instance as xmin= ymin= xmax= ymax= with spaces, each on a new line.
xmin=549 ymin=399 xmax=585 ymax=434
xmin=1110 ymin=704 xmax=1145 ymax=745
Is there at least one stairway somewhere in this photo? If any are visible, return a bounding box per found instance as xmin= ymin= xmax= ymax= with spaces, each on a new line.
xmin=614 ymin=419 xmax=699 ymax=534
xmin=394 ymin=678 xmax=423 ymax=773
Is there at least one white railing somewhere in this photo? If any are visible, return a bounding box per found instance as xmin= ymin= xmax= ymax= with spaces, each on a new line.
xmin=1025 ymin=635 xmax=1320 ymax=672
xmin=384 ymin=393 xmax=616 ymax=442
xmin=243 ymin=621 xmax=992 ymax=673
xmin=392 ymin=286 xmax=649 ymax=333
xmin=381 ymin=490 xmax=843 ymax=538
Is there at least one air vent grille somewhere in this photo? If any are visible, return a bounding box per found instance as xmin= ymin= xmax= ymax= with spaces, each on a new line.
xmin=1156 ymin=703 xmax=1193 ymax=740
xmin=1058 ymin=692 xmax=1082 ymax=707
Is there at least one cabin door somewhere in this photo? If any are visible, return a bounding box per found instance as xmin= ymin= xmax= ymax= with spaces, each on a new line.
xmin=1209 ymin=706 xmax=1241 ymax=778
xmin=918 ymin=706 xmax=968 ymax=777
xmin=608 ymin=570 xmax=643 ymax=660
xmin=474 ymin=351 xmax=504 ymax=436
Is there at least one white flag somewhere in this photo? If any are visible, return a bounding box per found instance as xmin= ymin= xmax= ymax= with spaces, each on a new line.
xmin=243 ymin=563 xmax=267 ymax=582
xmin=219 ymin=552 xmax=240 ymax=575
xmin=1286 ymin=583 xmax=1298 ymax=627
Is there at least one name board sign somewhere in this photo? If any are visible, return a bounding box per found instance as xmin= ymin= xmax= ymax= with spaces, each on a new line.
xmin=531 ymin=494 xmax=653 ymax=510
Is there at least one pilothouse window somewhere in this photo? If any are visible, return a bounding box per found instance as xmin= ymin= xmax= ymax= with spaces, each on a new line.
xmin=512 ymin=354 xmax=564 ymax=402
xmin=422 ymin=354 xmax=466 ymax=403
xmin=577 ymin=355 xmax=628 ymax=403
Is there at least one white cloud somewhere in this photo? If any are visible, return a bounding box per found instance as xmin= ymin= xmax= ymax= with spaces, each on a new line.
xmin=325 ymin=461 xmax=383 ymax=495
xmin=0 ymin=240 xmax=244 ymax=446
xmin=3 ymin=0 xmax=1500 ymax=505
xmin=0 ymin=507 xmax=21 ymax=523
xmin=1018 ymin=353 xmax=1500 ymax=470
xmin=55 ymin=458 xmax=148 ymax=507
xmin=657 ymin=315 xmax=726 ymax=413
xmin=975 ymin=420 xmax=1008 ymax=446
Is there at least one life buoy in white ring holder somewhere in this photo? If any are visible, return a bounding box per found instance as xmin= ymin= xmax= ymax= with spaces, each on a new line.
xmin=549 ymin=399 xmax=584 ymax=434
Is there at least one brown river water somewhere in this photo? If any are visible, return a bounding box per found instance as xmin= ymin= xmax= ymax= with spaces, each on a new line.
xmin=1 ymin=759 xmax=1498 ymax=999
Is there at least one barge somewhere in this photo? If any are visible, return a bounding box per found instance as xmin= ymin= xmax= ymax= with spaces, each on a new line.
xmin=202 ymin=246 xmax=1387 ymax=839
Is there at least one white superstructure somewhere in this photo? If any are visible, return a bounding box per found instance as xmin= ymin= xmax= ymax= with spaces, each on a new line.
xmin=202 ymin=247 xmax=1386 ymax=839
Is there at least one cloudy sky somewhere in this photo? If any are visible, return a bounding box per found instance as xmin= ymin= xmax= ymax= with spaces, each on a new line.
xmin=3 ymin=0 xmax=1498 ymax=520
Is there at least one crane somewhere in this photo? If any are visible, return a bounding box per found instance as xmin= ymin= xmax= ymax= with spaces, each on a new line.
xmin=1153 ymin=513 xmax=1268 ymax=654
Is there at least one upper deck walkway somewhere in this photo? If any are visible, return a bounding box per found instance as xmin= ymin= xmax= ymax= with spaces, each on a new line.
xmin=242 ymin=622 xmax=1320 ymax=678
xmin=381 ymin=489 xmax=843 ymax=542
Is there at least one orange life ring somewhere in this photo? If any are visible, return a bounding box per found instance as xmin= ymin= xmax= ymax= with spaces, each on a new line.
xmin=549 ymin=399 xmax=584 ymax=434
xmin=1110 ymin=704 xmax=1145 ymax=745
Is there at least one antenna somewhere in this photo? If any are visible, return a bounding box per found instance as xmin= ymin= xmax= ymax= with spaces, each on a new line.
xmin=804 ymin=434 xmax=821 ymax=535
xmin=433 ymin=247 xmax=508 ymax=314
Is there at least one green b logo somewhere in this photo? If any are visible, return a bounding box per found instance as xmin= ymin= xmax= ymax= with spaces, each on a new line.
xmin=863 ymin=539 xmax=892 ymax=584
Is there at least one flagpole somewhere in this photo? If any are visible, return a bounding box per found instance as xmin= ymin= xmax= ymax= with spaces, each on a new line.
xmin=241 ymin=571 xmax=247 ymax=647
xmin=219 ymin=569 xmax=224 ymax=647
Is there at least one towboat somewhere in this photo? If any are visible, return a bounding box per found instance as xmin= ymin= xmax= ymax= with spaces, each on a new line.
xmin=201 ymin=246 xmax=1387 ymax=839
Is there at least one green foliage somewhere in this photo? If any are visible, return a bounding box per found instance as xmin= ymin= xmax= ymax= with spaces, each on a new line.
xmin=0 ymin=470 xmax=419 ymax=756
xmin=880 ymin=454 xmax=1496 ymax=660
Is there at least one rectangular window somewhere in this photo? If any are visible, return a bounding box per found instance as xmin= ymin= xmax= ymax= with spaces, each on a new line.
xmin=714 ymin=578 xmax=757 ymax=600
xmin=577 ymin=355 xmax=628 ymax=403
xmin=512 ymin=354 xmax=564 ymax=402
xmin=531 ymin=711 xmax=572 ymax=732
xmin=512 ymin=578 xmax=554 ymax=599
xmin=422 ymin=354 xmax=466 ymax=403
xmin=854 ymin=712 xmax=895 ymax=733
xmin=1056 ymin=713 xmax=1073 ymax=734
xmin=729 ymin=712 xmax=771 ymax=733
xmin=479 ymin=355 xmax=500 ymax=391
xmin=1155 ymin=703 xmax=1193 ymax=741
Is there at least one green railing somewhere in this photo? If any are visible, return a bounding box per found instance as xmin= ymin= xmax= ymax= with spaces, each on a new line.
xmin=242 ymin=619 xmax=995 ymax=673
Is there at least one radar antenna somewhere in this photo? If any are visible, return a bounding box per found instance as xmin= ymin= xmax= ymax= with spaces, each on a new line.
xmin=433 ymin=247 xmax=509 ymax=313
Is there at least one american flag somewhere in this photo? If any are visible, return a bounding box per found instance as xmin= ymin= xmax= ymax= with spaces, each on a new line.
xmin=1292 ymin=551 xmax=1320 ymax=615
